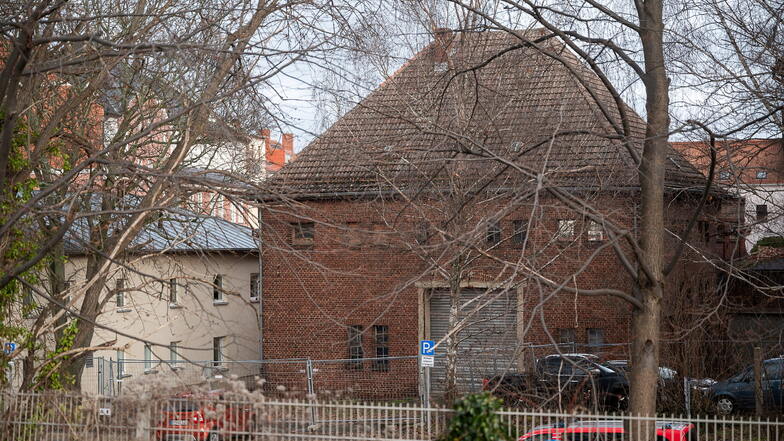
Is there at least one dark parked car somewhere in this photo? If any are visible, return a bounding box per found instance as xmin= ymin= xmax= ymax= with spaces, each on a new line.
xmin=708 ymin=357 xmax=784 ymax=415
xmin=484 ymin=354 xmax=629 ymax=409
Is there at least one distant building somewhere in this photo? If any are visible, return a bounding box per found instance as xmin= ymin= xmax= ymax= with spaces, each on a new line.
xmin=58 ymin=210 xmax=261 ymax=394
xmin=673 ymin=139 xmax=783 ymax=251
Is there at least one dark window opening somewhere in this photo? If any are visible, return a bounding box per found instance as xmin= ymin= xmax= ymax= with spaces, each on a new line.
xmin=213 ymin=275 xmax=224 ymax=301
xmin=372 ymin=325 xmax=389 ymax=371
xmin=347 ymin=325 xmax=363 ymax=370
xmin=486 ymin=221 xmax=501 ymax=245
xmin=757 ymin=204 xmax=769 ymax=222
xmin=716 ymin=224 xmax=726 ymax=244
xmin=558 ymin=328 xmax=576 ymax=344
xmin=512 ymin=220 xmax=527 ymax=246
xmin=213 ymin=336 xmax=224 ymax=367
xmin=697 ymin=221 xmax=710 ymax=242
xmin=250 ymin=273 xmax=259 ymax=300
xmin=587 ymin=328 xmax=605 ymax=350
xmin=169 ymin=278 xmax=178 ymax=304
xmin=292 ymin=222 xmax=315 ymax=245
xmin=415 ymin=222 xmax=429 ymax=245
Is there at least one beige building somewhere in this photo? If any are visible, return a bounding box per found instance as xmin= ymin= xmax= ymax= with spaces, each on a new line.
xmin=62 ymin=214 xmax=261 ymax=395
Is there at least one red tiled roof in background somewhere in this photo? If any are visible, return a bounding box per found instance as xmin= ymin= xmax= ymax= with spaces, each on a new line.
xmin=671 ymin=139 xmax=784 ymax=185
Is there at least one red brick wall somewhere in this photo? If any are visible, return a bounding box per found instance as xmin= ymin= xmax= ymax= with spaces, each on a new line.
xmin=260 ymin=192 xmax=733 ymax=397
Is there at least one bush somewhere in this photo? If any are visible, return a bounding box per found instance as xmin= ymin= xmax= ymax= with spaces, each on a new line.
xmin=440 ymin=392 xmax=511 ymax=441
xmin=750 ymin=236 xmax=784 ymax=253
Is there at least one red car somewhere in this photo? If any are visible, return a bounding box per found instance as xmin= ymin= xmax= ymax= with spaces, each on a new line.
xmin=155 ymin=390 xmax=255 ymax=441
xmin=519 ymin=420 xmax=695 ymax=441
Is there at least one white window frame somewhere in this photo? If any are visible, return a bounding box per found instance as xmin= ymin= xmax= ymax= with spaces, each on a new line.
xmin=115 ymin=279 xmax=129 ymax=312
xmin=144 ymin=344 xmax=153 ymax=372
xmin=587 ymin=221 xmax=604 ymax=242
xmin=169 ymin=278 xmax=178 ymax=306
xmin=213 ymin=336 xmax=224 ymax=367
xmin=213 ymin=275 xmax=226 ymax=304
xmin=250 ymin=273 xmax=260 ymax=302
xmin=116 ymin=350 xmax=127 ymax=377
xmin=169 ymin=341 xmax=181 ymax=368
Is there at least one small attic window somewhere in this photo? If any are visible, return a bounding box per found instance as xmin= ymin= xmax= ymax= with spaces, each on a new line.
xmin=510 ymin=141 xmax=522 ymax=153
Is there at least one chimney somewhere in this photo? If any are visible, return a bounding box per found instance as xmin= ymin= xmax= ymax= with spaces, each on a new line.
xmin=260 ymin=128 xmax=272 ymax=156
xmin=282 ymin=133 xmax=294 ymax=164
xmin=433 ymin=27 xmax=453 ymax=64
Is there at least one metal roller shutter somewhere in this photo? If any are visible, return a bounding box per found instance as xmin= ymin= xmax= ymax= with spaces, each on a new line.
xmin=429 ymin=288 xmax=518 ymax=396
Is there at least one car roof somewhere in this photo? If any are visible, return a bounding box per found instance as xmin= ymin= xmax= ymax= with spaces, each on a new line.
xmin=566 ymin=420 xmax=690 ymax=430
xmin=542 ymin=353 xmax=599 ymax=360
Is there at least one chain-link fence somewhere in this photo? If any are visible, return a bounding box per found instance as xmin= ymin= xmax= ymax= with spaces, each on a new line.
xmin=81 ymin=356 xmax=420 ymax=401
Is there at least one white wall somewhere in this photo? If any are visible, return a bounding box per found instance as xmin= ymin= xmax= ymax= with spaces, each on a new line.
xmin=64 ymin=252 xmax=261 ymax=394
xmin=740 ymin=184 xmax=784 ymax=250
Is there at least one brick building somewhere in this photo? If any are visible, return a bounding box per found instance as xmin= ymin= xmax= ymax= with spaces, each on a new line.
xmin=673 ymin=138 xmax=782 ymax=251
xmin=258 ymin=30 xmax=738 ymax=399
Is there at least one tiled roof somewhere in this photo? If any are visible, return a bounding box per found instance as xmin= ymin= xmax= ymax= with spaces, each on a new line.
xmin=64 ymin=210 xmax=257 ymax=255
xmin=265 ymin=30 xmax=707 ymax=198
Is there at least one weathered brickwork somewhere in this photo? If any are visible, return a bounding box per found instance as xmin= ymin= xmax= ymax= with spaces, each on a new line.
xmin=260 ymin=192 xmax=734 ymax=397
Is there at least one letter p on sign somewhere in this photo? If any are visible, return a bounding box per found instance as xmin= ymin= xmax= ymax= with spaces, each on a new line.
xmin=420 ymin=340 xmax=435 ymax=356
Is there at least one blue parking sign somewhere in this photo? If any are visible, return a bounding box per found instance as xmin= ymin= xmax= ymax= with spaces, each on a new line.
xmin=420 ymin=340 xmax=435 ymax=356
xmin=3 ymin=342 xmax=16 ymax=354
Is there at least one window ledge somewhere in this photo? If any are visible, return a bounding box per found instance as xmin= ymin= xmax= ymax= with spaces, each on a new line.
xmin=117 ymin=373 xmax=132 ymax=379
xmin=213 ymin=300 xmax=228 ymax=306
xmin=169 ymin=303 xmax=183 ymax=309
xmin=143 ymin=369 xmax=158 ymax=375
xmin=250 ymin=297 xmax=259 ymax=303
xmin=116 ymin=308 xmax=132 ymax=313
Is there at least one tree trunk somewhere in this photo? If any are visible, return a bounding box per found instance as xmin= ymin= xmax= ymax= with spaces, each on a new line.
xmin=630 ymin=1 xmax=668 ymax=440
xmin=444 ymin=273 xmax=461 ymax=403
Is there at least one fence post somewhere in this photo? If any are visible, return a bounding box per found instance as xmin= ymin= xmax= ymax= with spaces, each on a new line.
xmin=108 ymin=358 xmax=115 ymax=397
xmin=754 ymin=346 xmax=764 ymax=416
xmin=306 ymin=359 xmax=317 ymax=426
xmin=135 ymin=390 xmax=152 ymax=441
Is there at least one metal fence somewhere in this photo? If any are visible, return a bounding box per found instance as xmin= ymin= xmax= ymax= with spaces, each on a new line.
xmin=82 ymin=356 xmax=420 ymax=401
xmin=3 ymin=390 xmax=784 ymax=441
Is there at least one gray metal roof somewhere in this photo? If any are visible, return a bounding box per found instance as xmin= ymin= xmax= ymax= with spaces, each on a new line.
xmin=64 ymin=210 xmax=257 ymax=255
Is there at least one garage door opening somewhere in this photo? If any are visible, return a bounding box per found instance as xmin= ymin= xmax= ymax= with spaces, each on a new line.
xmin=428 ymin=288 xmax=519 ymax=396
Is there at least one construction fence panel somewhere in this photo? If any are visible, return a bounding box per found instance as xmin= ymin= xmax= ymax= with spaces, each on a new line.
xmin=3 ymin=391 xmax=784 ymax=441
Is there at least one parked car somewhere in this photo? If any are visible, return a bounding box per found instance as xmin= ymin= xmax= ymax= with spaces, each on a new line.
xmin=605 ymin=360 xmax=677 ymax=382
xmin=519 ymin=419 xmax=696 ymax=441
xmin=484 ymin=354 xmax=629 ymax=409
xmin=155 ymin=389 xmax=255 ymax=441
xmin=708 ymin=357 xmax=784 ymax=415
xmin=605 ymin=360 xmax=716 ymax=392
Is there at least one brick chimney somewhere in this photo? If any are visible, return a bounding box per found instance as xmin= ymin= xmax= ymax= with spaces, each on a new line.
xmin=433 ymin=27 xmax=453 ymax=64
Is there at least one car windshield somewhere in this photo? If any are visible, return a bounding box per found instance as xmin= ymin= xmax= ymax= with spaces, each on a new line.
xmin=565 ymin=432 xmax=626 ymax=441
xmin=595 ymin=362 xmax=621 ymax=374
